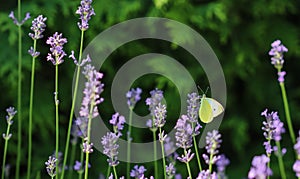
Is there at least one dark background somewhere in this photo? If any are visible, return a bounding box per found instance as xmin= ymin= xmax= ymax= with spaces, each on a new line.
xmin=1 ymin=0 xmax=300 ymax=178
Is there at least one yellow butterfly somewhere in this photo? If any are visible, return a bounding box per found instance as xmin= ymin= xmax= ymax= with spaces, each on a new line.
xmin=199 ymin=94 xmax=224 ymax=123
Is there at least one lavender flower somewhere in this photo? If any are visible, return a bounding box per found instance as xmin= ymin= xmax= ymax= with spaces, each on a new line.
xmin=187 ymin=92 xmax=200 ymax=123
xmin=294 ymin=131 xmax=300 ymax=155
xmin=248 ymin=154 xmax=272 ymax=179
xmin=76 ymin=0 xmax=95 ymax=30
xmin=202 ymin=130 xmax=222 ymax=165
xmin=154 ymin=103 xmax=167 ymax=128
xmin=177 ymin=149 xmax=194 ymax=163
xmin=46 ymin=32 xmax=67 ymax=65
xmin=82 ymin=140 xmax=93 ymax=153
xmin=28 ymin=46 xmax=40 ymax=58
xmin=158 ymin=130 xmax=167 ymax=142
xmin=9 ymin=11 xmax=30 ymax=26
xmin=278 ymin=71 xmax=286 ymax=83
xmin=261 ymin=109 xmax=285 ymax=142
xmin=101 ymin=132 xmax=119 ymax=166
xmin=268 ymin=40 xmax=288 ymax=69
xmin=109 ymin=112 xmax=126 ymax=135
xmin=216 ymin=154 xmax=230 ymax=179
xmin=293 ymin=160 xmax=300 ymax=178
xmin=130 ymin=165 xmax=147 ymax=178
xmin=2 ymin=107 xmax=17 ymax=140
xmin=69 ymin=52 xmax=91 ymax=66
xmin=175 ymin=115 xmax=193 ymax=149
xmin=164 ymin=136 xmax=176 ymax=156
xmin=73 ymin=160 xmax=91 ymax=171
xmin=166 ymin=163 xmax=176 ymax=178
xmin=45 ymin=156 xmax=57 ymax=178
xmin=29 ymin=15 xmax=47 ymax=40
xmin=146 ymin=88 xmax=164 ymax=116
xmin=196 ymin=170 xmax=217 ymax=179
xmin=126 ymin=87 xmax=142 ymax=109
xmin=80 ymin=64 xmax=104 ymax=119
xmin=75 ymin=116 xmax=88 ymax=138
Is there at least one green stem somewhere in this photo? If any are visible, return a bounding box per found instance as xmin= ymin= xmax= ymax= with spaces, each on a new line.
xmin=184 ymin=149 xmax=192 ymax=179
xmin=27 ymin=39 xmax=37 ymax=179
xmin=84 ymin=102 xmax=94 ymax=179
xmin=208 ymin=151 xmax=213 ymax=173
xmin=78 ymin=139 xmax=84 ymax=179
xmin=61 ymin=28 xmax=85 ymax=179
xmin=193 ymin=135 xmax=202 ymax=171
xmin=152 ymin=128 xmax=158 ymax=179
xmin=127 ymin=107 xmax=133 ymax=179
xmin=159 ymin=128 xmax=167 ymax=179
xmin=1 ymin=125 xmax=11 ymax=179
xmin=16 ymin=0 xmax=22 ymax=178
xmin=84 ymin=151 xmax=90 ymax=179
xmin=67 ymin=143 xmax=77 ymax=179
xmin=106 ymin=165 xmax=111 ymax=178
xmin=279 ymin=82 xmax=295 ymax=144
xmin=113 ymin=166 xmax=118 ymax=179
xmin=55 ymin=63 xmax=59 ymax=179
xmin=275 ymin=141 xmax=286 ymax=179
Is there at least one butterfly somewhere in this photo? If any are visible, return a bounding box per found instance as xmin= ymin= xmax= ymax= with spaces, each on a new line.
xmin=199 ymin=94 xmax=224 ymax=123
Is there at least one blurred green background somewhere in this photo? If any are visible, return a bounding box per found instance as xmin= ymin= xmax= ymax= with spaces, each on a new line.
xmin=1 ymin=0 xmax=300 ymax=178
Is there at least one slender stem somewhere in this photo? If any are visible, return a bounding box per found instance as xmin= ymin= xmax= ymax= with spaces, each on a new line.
xmin=208 ymin=151 xmax=213 ymax=173
xmin=184 ymin=149 xmax=192 ymax=179
xmin=127 ymin=107 xmax=133 ymax=179
xmin=159 ymin=128 xmax=167 ymax=179
xmin=27 ymin=39 xmax=37 ymax=179
xmin=193 ymin=135 xmax=202 ymax=171
xmin=78 ymin=139 xmax=84 ymax=179
xmin=84 ymin=102 xmax=94 ymax=179
xmin=267 ymin=141 xmax=271 ymax=179
xmin=84 ymin=151 xmax=90 ymax=179
xmin=279 ymin=82 xmax=295 ymax=143
xmin=275 ymin=141 xmax=286 ymax=179
xmin=1 ymin=125 xmax=11 ymax=179
xmin=67 ymin=143 xmax=77 ymax=179
xmin=16 ymin=0 xmax=22 ymax=178
xmin=152 ymin=129 xmax=158 ymax=179
xmin=113 ymin=166 xmax=118 ymax=179
xmin=61 ymin=28 xmax=85 ymax=179
xmin=106 ymin=165 xmax=111 ymax=178
xmin=55 ymin=63 xmax=59 ymax=179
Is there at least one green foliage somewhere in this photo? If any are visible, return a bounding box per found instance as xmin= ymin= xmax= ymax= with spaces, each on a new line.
xmin=1 ymin=0 xmax=300 ymax=178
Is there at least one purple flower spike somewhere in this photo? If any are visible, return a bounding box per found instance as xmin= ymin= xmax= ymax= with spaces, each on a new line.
xmin=294 ymin=131 xmax=300 ymax=155
xmin=82 ymin=141 xmax=93 ymax=153
xmin=278 ymin=71 xmax=286 ymax=83
xmin=76 ymin=0 xmax=95 ymax=31
xmin=73 ymin=160 xmax=91 ymax=171
xmin=46 ymin=32 xmax=67 ymax=65
xmin=175 ymin=115 xmax=193 ymax=149
xmin=293 ymin=160 xmax=300 ymax=178
xmin=196 ymin=170 xmax=217 ymax=179
xmin=154 ymin=103 xmax=167 ymax=128
xmin=187 ymin=92 xmax=200 ymax=123
xmin=146 ymin=88 xmax=164 ymax=116
xmin=166 ymin=163 xmax=176 ymax=177
xmin=29 ymin=15 xmax=47 ymax=40
xmin=248 ymin=154 xmax=272 ymax=179
xmin=101 ymin=132 xmax=119 ymax=166
xmin=177 ymin=149 xmax=194 ymax=163
xmin=28 ymin=46 xmax=40 ymax=58
xmin=69 ymin=52 xmax=91 ymax=66
xmin=130 ymin=165 xmax=147 ymax=178
xmin=261 ymin=109 xmax=285 ymax=142
xmin=126 ymin=87 xmax=142 ymax=108
xmin=110 ymin=112 xmax=126 ymax=135
xmin=9 ymin=11 xmax=30 ymax=26
xmin=268 ymin=40 xmax=288 ymax=69
xmin=45 ymin=156 xmax=57 ymax=178
xmin=205 ymin=130 xmax=222 ymax=155
xmin=216 ymin=154 xmax=230 ymax=173
xmin=80 ymin=64 xmax=104 ymax=119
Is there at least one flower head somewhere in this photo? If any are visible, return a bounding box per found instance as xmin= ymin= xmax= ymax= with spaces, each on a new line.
xmin=126 ymin=87 xmax=142 ymax=109
xmin=82 ymin=140 xmax=93 ymax=153
xmin=73 ymin=160 xmax=90 ymax=171
xmin=268 ymin=40 xmax=288 ymax=69
xmin=278 ymin=71 xmax=286 ymax=83
xmin=205 ymin=130 xmax=222 ymax=155
xmin=166 ymin=163 xmax=176 ymax=178
xmin=146 ymin=88 xmax=164 ymax=116
xmin=175 ymin=115 xmax=193 ymax=149
xmin=45 ymin=156 xmax=57 ymax=178
xmin=154 ymin=103 xmax=167 ymax=128
xmin=76 ymin=0 xmax=95 ymax=30
xmin=101 ymin=132 xmax=119 ymax=166
xmin=248 ymin=154 xmax=272 ymax=179
xmin=80 ymin=64 xmax=104 ymax=119
xmin=187 ymin=92 xmax=200 ymax=123
xmin=28 ymin=46 xmax=40 ymax=58
xmin=293 ymin=160 xmax=300 ymax=178
xmin=9 ymin=11 xmax=30 ymax=26
xmin=6 ymin=107 xmax=17 ymax=125
xmin=261 ymin=109 xmax=285 ymax=142
xmin=29 ymin=15 xmax=47 ymax=40
xmin=130 ymin=165 xmax=147 ymax=178
xmin=46 ymin=32 xmax=67 ymax=65
xmin=294 ymin=131 xmax=300 ymax=155
xmin=177 ymin=149 xmax=194 ymax=163
xmin=109 ymin=112 xmax=126 ymax=135
xmin=196 ymin=170 xmax=217 ymax=179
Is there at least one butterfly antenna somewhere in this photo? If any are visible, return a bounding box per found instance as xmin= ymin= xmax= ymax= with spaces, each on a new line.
xmin=197 ymin=85 xmax=205 ymax=94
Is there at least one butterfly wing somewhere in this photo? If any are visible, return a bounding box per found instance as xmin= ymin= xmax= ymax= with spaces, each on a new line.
xmin=206 ymin=98 xmax=224 ymax=117
xmin=199 ymin=96 xmax=214 ymax=123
